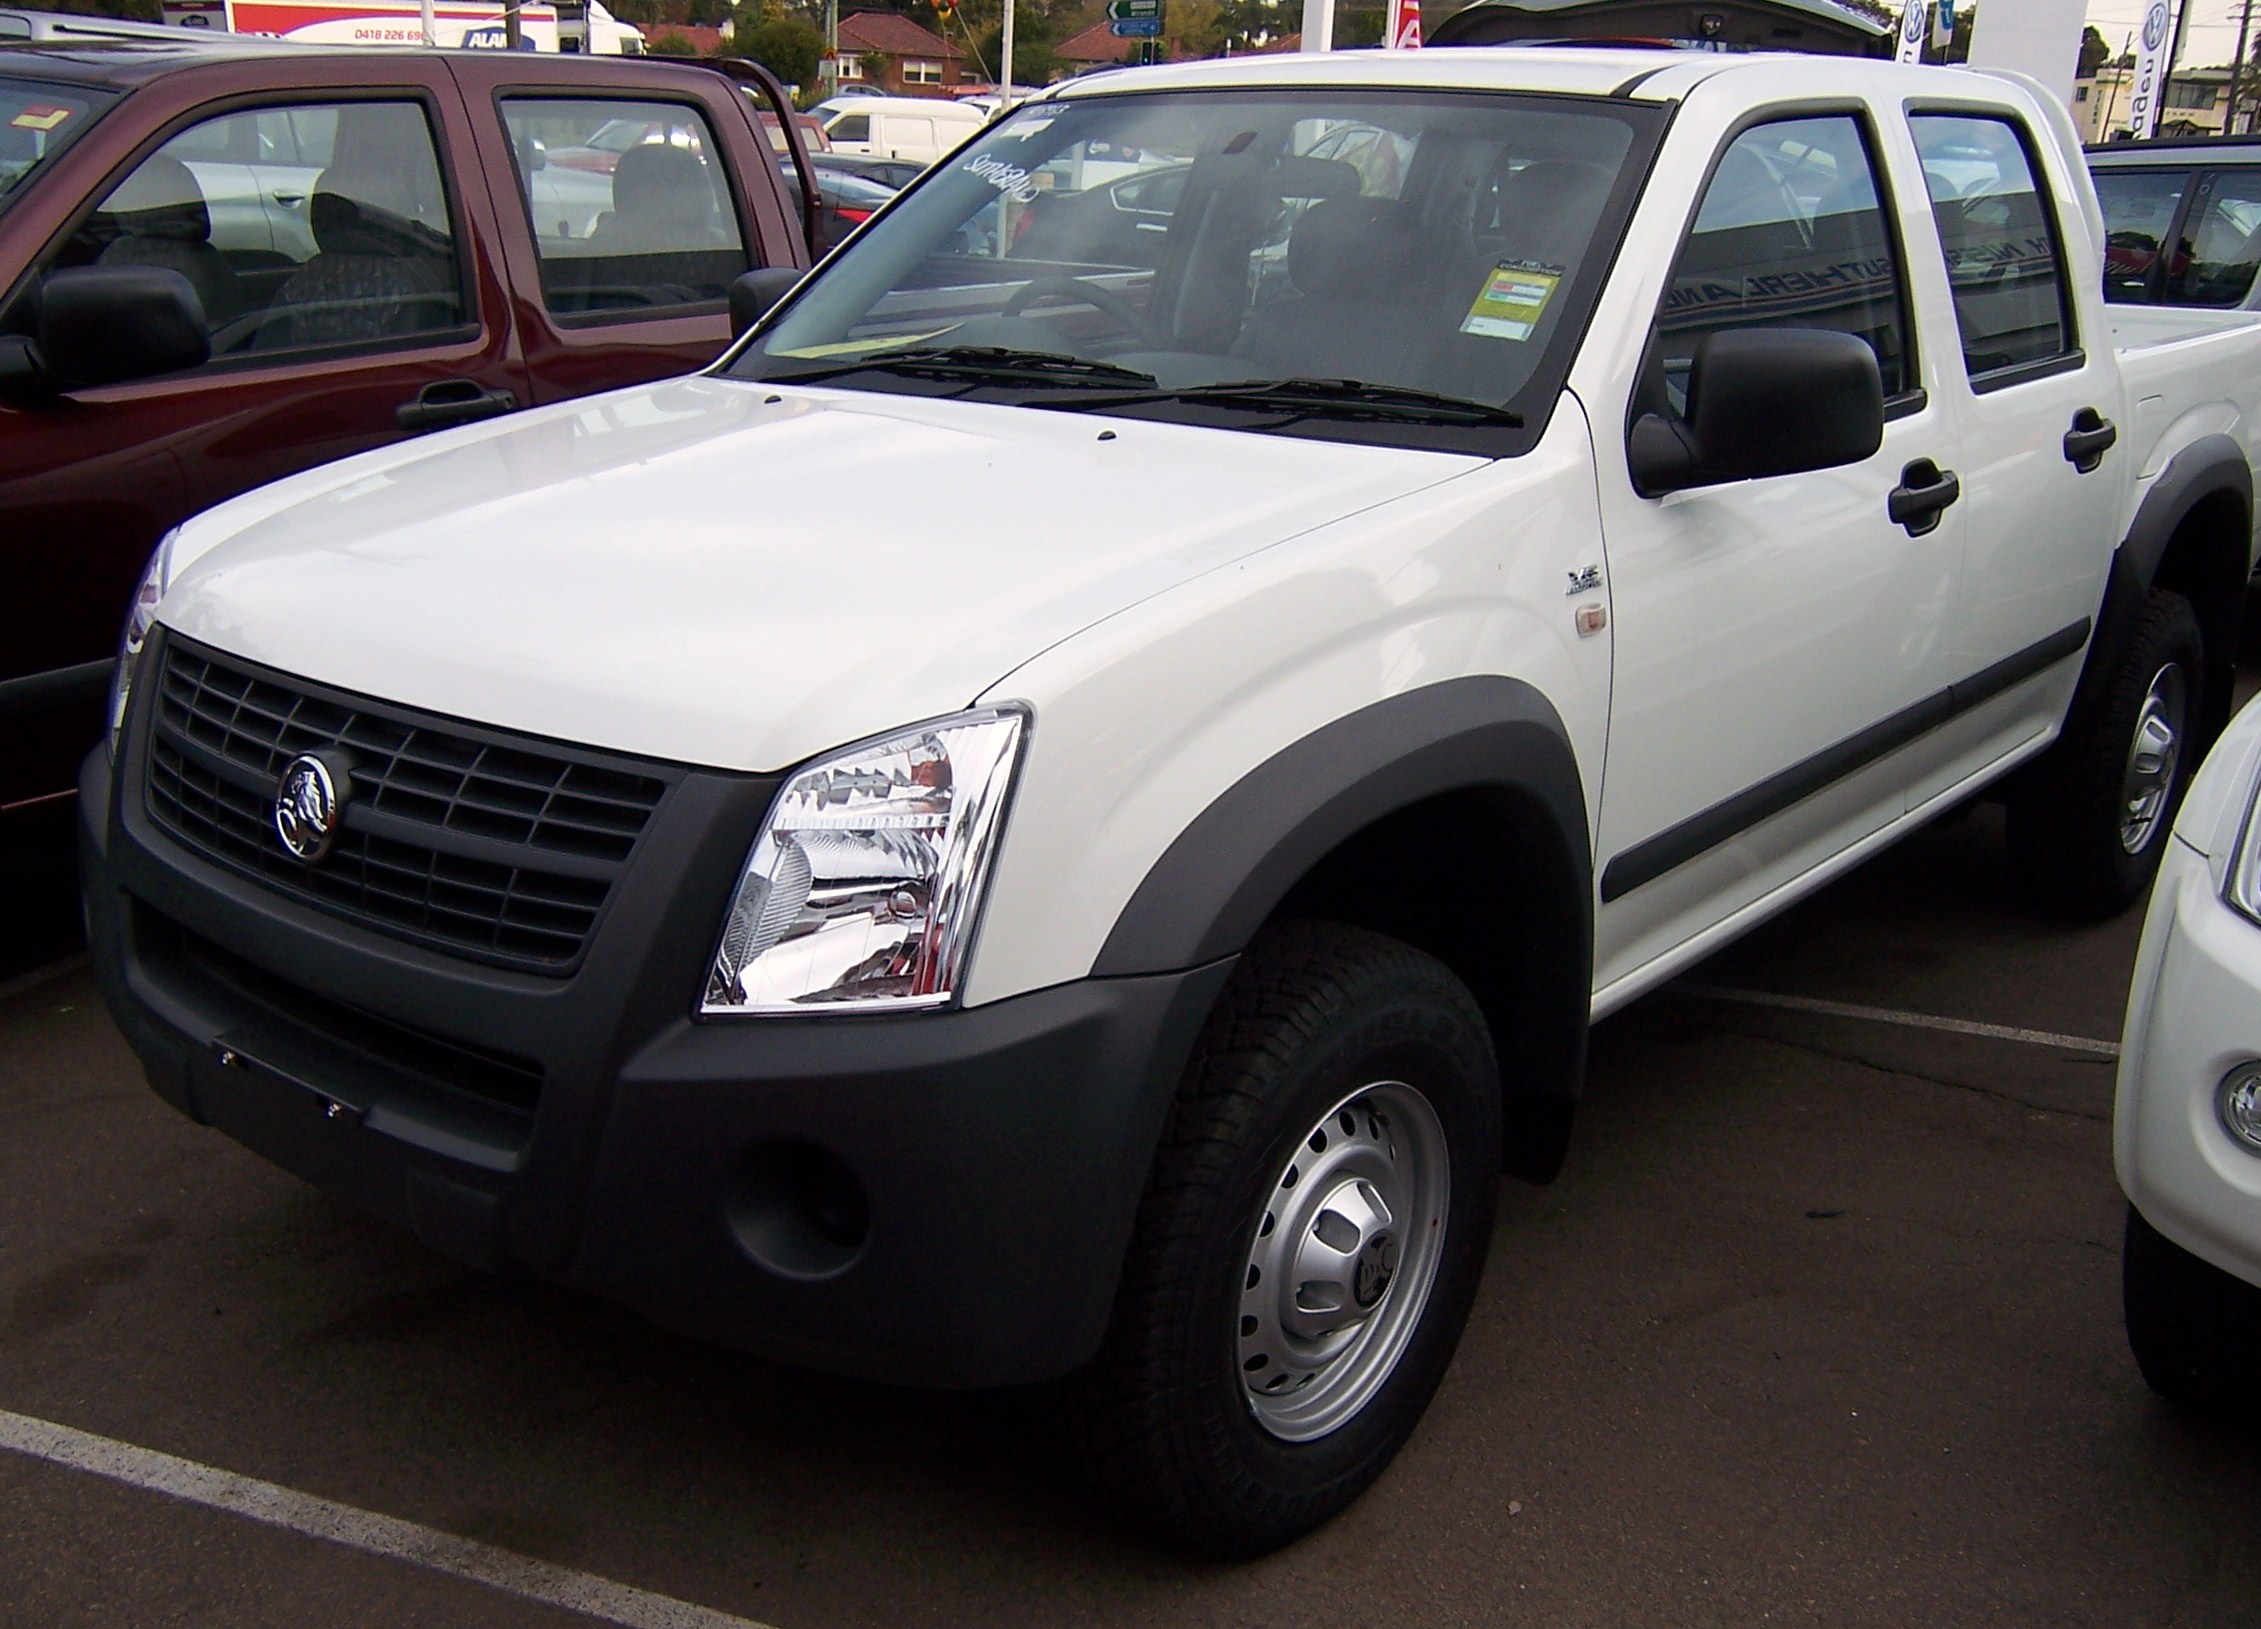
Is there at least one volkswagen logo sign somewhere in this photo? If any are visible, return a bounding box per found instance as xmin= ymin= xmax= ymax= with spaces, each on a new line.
xmin=2143 ymin=0 xmax=2169 ymax=53
xmin=274 ymin=750 xmax=351 ymax=863
xmin=1901 ymin=3 xmax=1924 ymax=46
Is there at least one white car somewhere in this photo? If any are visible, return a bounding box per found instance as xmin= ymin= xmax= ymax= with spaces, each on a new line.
xmin=2118 ymin=691 xmax=2261 ymax=1423
xmin=82 ymin=49 xmax=2261 ymax=1555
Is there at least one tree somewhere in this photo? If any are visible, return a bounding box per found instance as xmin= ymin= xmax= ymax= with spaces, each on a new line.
xmin=977 ymin=11 xmax=1056 ymax=83
xmin=735 ymin=3 xmax=824 ymax=85
xmin=2080 ymin=24 xmax=2111 ymax=79
xmin=648 ymin=26 xmax=700 ymax=51
xmin=1164 ymin=0 xmax=1225 ymax=57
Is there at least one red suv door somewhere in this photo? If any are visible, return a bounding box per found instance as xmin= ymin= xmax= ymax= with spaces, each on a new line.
xmin=448 ymin=54 xmax=803 ymax=405
xmin=0 ymin=55 xmax=527 ymax=817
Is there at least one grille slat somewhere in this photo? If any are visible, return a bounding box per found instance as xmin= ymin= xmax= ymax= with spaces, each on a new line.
xmin=145 ymin=640 xmax=672 ymax=974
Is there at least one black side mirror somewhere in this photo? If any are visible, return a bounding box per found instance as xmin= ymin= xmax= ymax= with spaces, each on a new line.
xmin=34 ymin=266 xmax=209 ymax=392
xmin=729 ymin=267 xmax=803 ymax=340
xmin=1629 ymin=327 xmax=1884 ymax=497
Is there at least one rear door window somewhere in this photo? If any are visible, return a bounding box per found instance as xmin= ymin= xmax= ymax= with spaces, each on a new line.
xmin=1908 ymin=113 xmax=2075 ymax=382
xmin=2092 ymin=167 xmax=2193 ymax=303
xmin=503 ymin=97 xmax=751 ymax=317
xmin=2164 ymin=168 xmax=2261 ymax=307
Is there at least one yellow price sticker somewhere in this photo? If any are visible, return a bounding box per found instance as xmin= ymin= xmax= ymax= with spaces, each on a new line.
xmin=1460 ymin=260 xmax=1560 ymax=343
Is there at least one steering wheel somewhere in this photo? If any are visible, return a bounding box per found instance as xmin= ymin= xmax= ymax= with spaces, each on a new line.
xmin=1001 ymin=274 xmax=1161 ymax=349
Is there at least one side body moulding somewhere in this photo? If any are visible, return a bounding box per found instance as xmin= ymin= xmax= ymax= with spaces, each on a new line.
xmin=1095 ymin=677 xmax=1594 ymax=1182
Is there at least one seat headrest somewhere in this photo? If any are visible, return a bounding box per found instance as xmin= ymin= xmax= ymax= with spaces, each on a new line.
xmin=102 ymin=154 xmax=211 ymax=244
xmin=1287 ymin=197 xmax=1426 ymax=301
xmin=1481 ymin=158 xmax=1612 ymax=266
xmin=610 ymin=143 xmax=716 ymax=228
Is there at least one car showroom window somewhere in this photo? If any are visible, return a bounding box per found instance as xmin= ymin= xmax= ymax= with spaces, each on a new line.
xmin=502 ymin=99 xmax=751 ymax=318
xmin=1909 ymin=113 xmax=2075 ymax=381
xmin=1653 ymin=113 xmax=1914 ymax=413
xmin=44 ymin=99 xmax=465 ymax=359
xmin=2164 ymin=168 xmax=2261 ymax=307
xmin=2092 ymin=167 xmax=2191 ymax=303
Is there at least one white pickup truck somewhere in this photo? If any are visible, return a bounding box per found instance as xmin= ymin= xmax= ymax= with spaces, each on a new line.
xmin=81 ymin=48 xmax=2261 ymax=1553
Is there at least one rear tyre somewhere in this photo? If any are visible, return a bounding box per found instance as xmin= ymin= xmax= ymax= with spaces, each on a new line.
xmin=1064 ymin=921 xmax=1500 ymax=1558
xmin=2010 ymin=589 xmax=2202 ymax=919
xmin=2124 ymin=1203 xmax=2261 ymax=1430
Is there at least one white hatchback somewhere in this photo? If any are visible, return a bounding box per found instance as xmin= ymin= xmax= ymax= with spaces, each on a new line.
xmin=2119 ymin=689 xmax=2261 ymax=1423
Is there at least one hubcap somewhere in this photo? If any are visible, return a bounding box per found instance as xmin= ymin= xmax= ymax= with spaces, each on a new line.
xmin=2119 ymin=663 xmax=2187 ymax=855
xmin=1237 ymin=1081 xmax=1450 ymax=1443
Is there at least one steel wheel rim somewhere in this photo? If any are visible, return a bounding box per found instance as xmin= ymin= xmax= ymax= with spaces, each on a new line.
xmin=2119 ymin=662 xmax=2187 ymax=855
xmin=1237 ymin=1080 xmax=1450 ymax=1443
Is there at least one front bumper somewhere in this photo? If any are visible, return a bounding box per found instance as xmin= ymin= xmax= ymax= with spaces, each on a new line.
xmin=81 ymin=705 xmax=1231 ymax=1389
xmin=2116 ymin=834 xmax=2261 ymax=1293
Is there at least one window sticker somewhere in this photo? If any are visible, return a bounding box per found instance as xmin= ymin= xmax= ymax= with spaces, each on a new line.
xmin=11 ymin=105 xmax=73 ymax=132
xmin=963 ymin=154 xmax=1042 ymax=203
xmin=1460 ymin=260 xmax=1561 ymax=341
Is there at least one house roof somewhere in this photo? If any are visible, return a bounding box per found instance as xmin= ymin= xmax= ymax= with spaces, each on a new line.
xmin=837 ymin=10 xmax=963 ymax=59
xmin=1055 ymin=19 xmax=1141 ymax=63
xmin=645 ymin=22 xmax=725 ymax=54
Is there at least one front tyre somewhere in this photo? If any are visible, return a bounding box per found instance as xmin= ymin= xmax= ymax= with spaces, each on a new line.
xmin=2124 ymin=1204 xmax=2261 ymax=1430
xmin=2011 ymin=588 xmax=2203 ymax=919
xmin=1066 ymin=922 xmax=1501 ymax=1557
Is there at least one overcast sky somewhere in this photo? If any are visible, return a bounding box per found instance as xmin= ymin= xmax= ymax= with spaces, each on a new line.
xmin=2084 ymin=0 xmax=2258 ymax=67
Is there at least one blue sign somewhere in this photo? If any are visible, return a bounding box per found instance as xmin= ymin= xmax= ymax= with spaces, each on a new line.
xmin=1109 ymin=17 xmax=1161 ymax=35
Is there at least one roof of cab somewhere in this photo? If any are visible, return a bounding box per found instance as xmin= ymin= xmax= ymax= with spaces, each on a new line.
xmin=0 ymin=36 xmax=366 ymax=89
xmin=1038 ymin=44 xmax=2024 ymax=108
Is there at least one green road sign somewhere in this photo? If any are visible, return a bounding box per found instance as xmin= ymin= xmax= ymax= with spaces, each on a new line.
xmin=1106 ymin=0 xmax=1162 ymax=19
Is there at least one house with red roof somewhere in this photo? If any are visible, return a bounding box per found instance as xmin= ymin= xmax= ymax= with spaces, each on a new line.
xmin=833 ymin=11 xmax=966 ymax=97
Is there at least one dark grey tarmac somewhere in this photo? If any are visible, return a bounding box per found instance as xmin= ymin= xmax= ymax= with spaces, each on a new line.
xmin=3 ymin=798 xmax=2257 ymax=1627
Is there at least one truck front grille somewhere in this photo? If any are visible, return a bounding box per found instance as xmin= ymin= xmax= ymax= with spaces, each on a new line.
xmin=143 ymin=636 xmax=676 ymax=973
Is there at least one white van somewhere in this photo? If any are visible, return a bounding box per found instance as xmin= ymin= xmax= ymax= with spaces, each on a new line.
xmin=819 ymin=95 xmax=984 ymax=163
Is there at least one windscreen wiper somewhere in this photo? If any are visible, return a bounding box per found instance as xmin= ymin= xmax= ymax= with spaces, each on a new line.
xmin=1037 ymin=377 xmax=1525 ymax=428
xmin=765 ymin=346 xmax=1159 ymax=389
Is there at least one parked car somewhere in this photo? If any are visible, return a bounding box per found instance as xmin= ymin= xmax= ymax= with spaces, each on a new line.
xmin=2117 ymin=689 xmax=2261 ymax=1427
xmin=817 ymin=93 xmax=983 ymax=162
xmin=0 ymin=40 xmax=811 ymax=830
xmin=2088 ymin=136 xmax=2261 ymax=309
xmin=83 ymin=49 xmax=2261 ymax=1556
xmin=776 ymin=158 xmax=900 ymax=255
xmin=808 ymin=150 xmax=924 ymax=190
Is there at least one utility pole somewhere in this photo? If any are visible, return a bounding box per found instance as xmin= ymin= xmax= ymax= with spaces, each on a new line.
xmin=1001 ymin=0 xmax=1015 ymax=105
xmin=2158 ymin=0 xmax=2192 ymax=131
xmin=1299 ymin=0 xmax=1331 ymax=50
xmin=2230 ymin=0 xmax=2257 ymax=135
xmin=504 ymin=0 xmax=523 ymax=48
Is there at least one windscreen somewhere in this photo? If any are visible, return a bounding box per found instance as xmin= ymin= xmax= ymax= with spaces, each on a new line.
xmin=726 ymin=88 xmax=1657 ymax=452
xmin=0 ymin=81 xmax=112 ymax=217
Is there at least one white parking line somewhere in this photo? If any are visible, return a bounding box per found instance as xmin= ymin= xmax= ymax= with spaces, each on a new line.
xmin=0 ymin=1410 xmax=778 ymax=1629
xmin=1674 ymin=984 xmax=2122 ymax=1059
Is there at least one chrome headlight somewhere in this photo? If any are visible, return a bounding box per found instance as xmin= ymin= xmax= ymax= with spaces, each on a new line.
xmin=702 ymin=708 xmax=1026 ymax=1015
xmin=2229 ymin=772 xmax=2261 ymax=926
xmin=107 ymin=529 xmax=176 ymax=763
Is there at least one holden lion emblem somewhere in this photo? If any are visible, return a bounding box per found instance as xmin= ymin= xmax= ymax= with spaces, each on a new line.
xmin=274 ymin=751 xmax=348 ymax=863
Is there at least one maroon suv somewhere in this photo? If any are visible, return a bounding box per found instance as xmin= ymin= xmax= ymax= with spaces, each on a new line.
xmin=0 ymin=39 xmax=812 ymax=830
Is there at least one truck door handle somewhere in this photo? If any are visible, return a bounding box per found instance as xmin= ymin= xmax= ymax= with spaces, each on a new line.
xmin=396 ymin=379 xmax=517 ymax=432
xmin=271 ymin=192 xmax=306 ymax=208
xmin=1887 ymin=459 xmax=1960 ymax=535
xmin=2064 ymin=407 xmax=2117 ymax=472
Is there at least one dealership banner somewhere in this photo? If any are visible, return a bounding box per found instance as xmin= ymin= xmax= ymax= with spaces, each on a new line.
xmin=1386 ymin=0 xmax=1420 ymax=50
xmin=2128 ymin=0 xmax=2173 ymax=138
xmin=1894 ymin=0 xmax=1925 ymax=63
